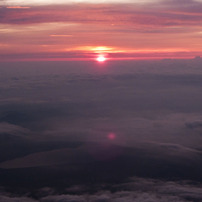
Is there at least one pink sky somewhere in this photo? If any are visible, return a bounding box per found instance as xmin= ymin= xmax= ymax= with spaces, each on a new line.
xmin=0 ymin=0 xmax=202 ymax=61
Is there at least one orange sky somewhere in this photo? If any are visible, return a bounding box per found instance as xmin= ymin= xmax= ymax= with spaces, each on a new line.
xmin=0 ymin=0 xmax=202 ymax=61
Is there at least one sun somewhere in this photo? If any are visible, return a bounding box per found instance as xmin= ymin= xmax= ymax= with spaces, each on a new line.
xmin=96 ymin=55 xmax=107 ymax=62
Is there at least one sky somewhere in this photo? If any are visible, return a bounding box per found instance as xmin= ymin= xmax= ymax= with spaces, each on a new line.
xmin=0 ymin=0 xmax=202 ymax=61
xmin=1 ymin=1 xmax=202 ymax=202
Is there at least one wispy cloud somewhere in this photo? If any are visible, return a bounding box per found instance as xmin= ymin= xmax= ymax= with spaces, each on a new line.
xmin=2 ymin=0 xmax=160 ymax=6
xmin=1 ymin=4 xmax=202 ymax=26
xmin=0 ymin=1 xmax=202 ymax=60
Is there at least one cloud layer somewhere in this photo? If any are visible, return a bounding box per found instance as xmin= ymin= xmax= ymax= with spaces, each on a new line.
xmin=0 ymin=57 xmax=202 ymax=199
xmin=1 ymin=177 xmax=202 ymax=201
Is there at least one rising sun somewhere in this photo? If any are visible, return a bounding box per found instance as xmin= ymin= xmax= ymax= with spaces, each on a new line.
xmin=96 ymin=55 xmax=107 ymax=62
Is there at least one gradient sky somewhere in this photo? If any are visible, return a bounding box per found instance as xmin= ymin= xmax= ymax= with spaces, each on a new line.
xmin=2 ymin=1 xmax=202 ymax=201
xmin=0 ymin=0 xmax=202 ymax=61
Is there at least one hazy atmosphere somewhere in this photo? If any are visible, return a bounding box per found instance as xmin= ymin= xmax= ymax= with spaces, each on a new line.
xmin=1 ymin=0 xmax=202 ymax=202
xmin=1 ymin=59 xmax=202 ymax=201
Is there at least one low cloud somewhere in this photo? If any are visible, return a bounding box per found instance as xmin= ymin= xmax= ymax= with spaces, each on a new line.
xmin=0 ymin=195 xmax=37 ymax=202
xmin=1 ymin=177 xmax=202 ymax=201
xmin=1 ymin=60 xmax=202 ymax=201
xmin=0 ymin=122 xmax=30 ymax=135
xmin=185 ymin=120 xmax=202 ymax=129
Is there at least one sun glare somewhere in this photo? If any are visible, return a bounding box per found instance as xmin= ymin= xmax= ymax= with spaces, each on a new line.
xmin=96 ymin=55 xmax=106 ymax=62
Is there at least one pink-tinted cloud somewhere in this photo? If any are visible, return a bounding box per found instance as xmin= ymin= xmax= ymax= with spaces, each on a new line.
xmin=0 ymin=3 xmax=202 ymax=26
xmin=0 ymin=2 xmax=202 ymax=60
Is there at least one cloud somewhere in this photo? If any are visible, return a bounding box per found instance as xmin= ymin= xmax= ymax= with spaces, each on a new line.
xmin=1 ymin=177 xmax=202 ymax=201
xmin=185 ymin=120 xmax=202 ymax=129
xmin=1 ymin=60 xmax=202 ymax=201
xmin=41 ymin=194 xmax=86 ymax=202
xmin=0 ymin=195 xmax=37 ymax=202
xmin=40 ymin=192 xmax=177 ymax=202
xmin=0 ymin=1 xmax=202 ymax=61
xmin=0 ymin=147 xmax=85 ymax=168
xmin=0 ymin=3 xmax=202 ymax=27
xmin=113 ymin=177 xmax=202 ymax=201
xmin=0 ymin=122 xmax=30 ymax=135
xmin=2 ymin=0 xmax=159 ymax=6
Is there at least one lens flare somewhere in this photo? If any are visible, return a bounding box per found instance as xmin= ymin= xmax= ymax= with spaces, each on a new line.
xmin=108 ymin=132 xmax=116 ymax=140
